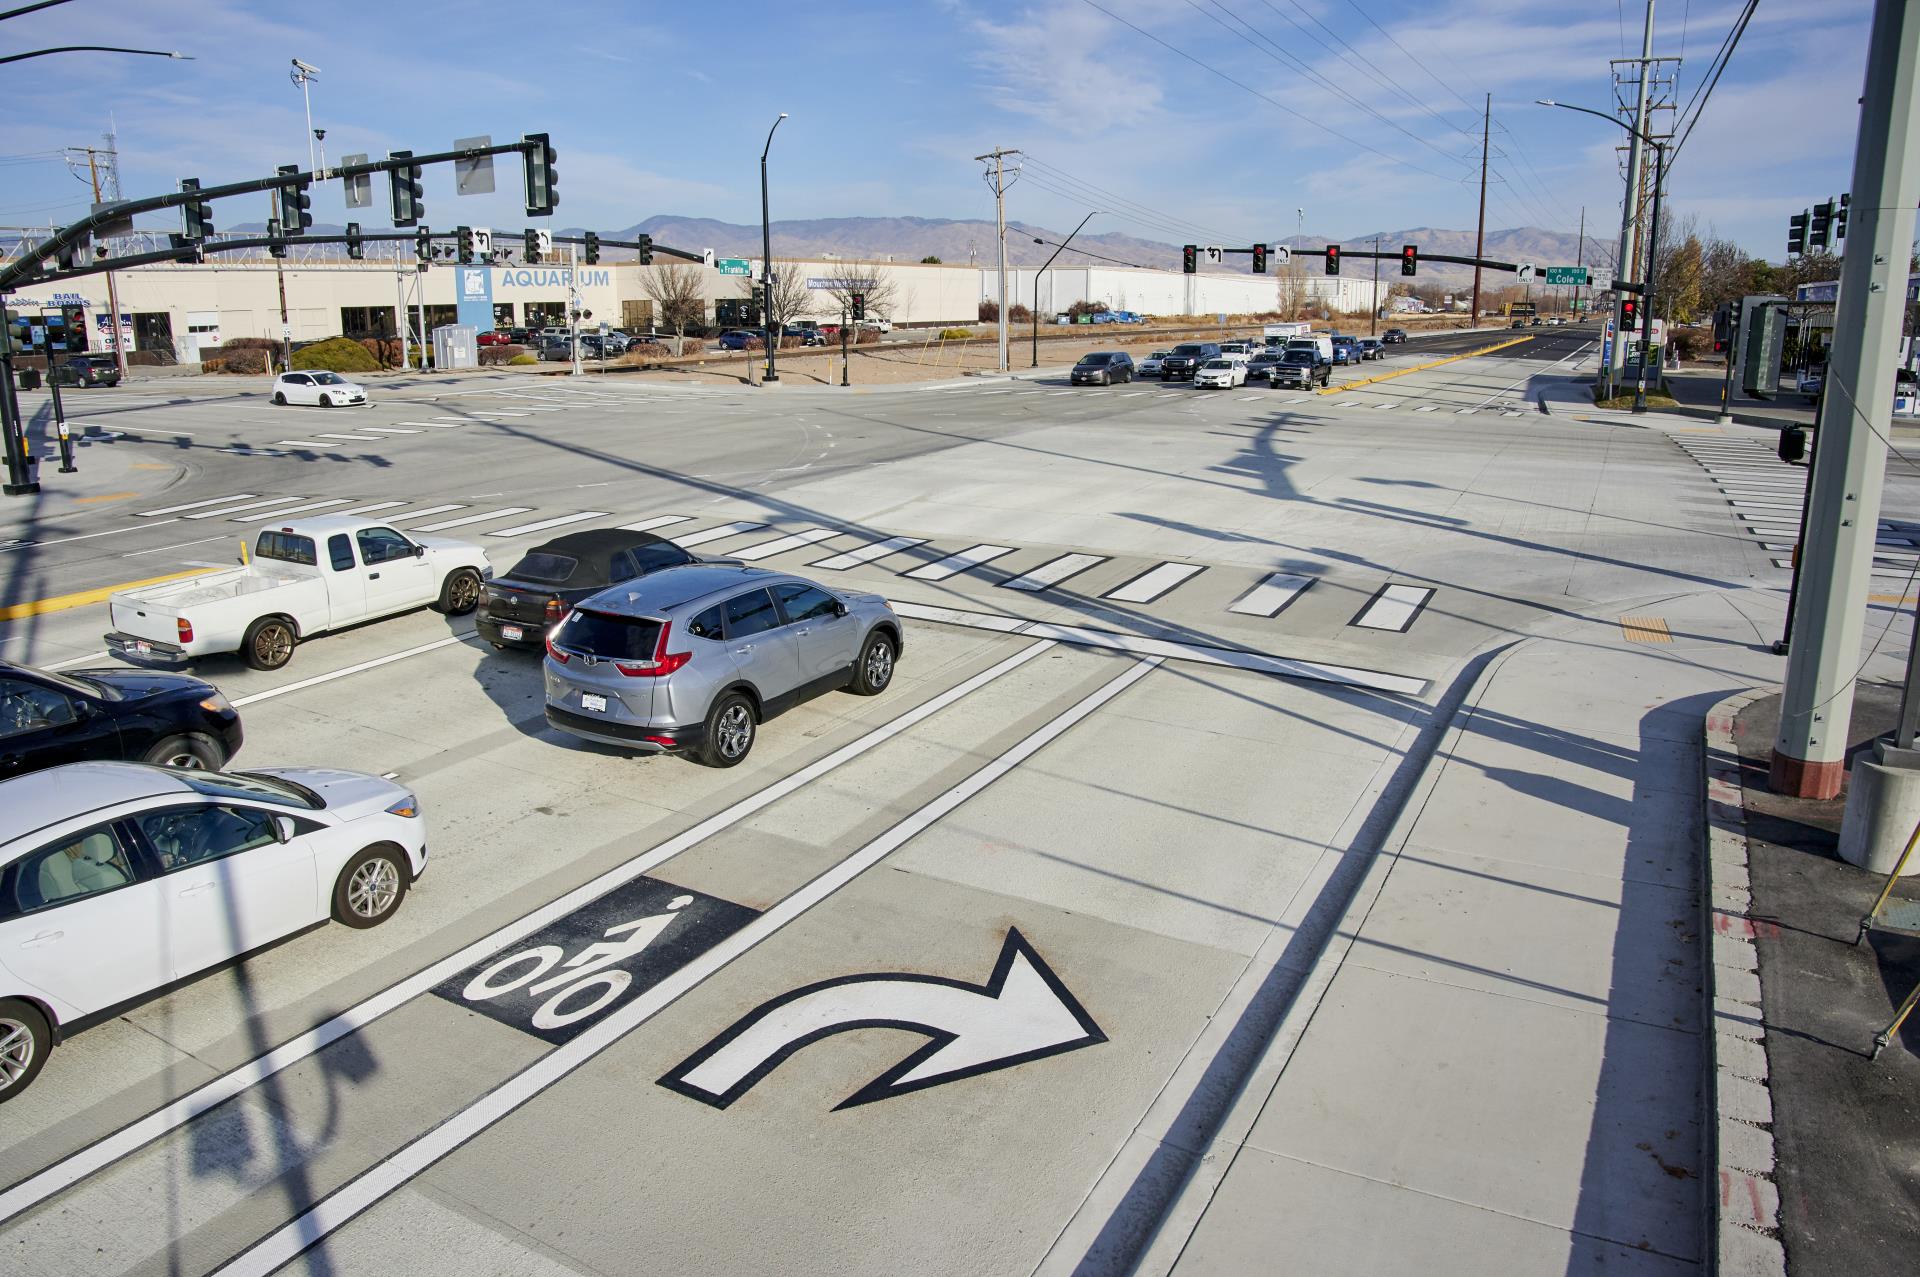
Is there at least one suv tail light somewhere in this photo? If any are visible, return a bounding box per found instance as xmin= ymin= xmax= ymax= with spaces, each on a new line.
xmin=545 ymin=635 xmax=570 ymax=663
xmin=176 ymin=617 xmax=194 ymax=644
xmin=614 ymin=622 xmax=692 ymax=678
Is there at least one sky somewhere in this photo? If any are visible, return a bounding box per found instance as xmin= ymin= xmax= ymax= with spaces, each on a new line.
xmin=0 ymin=0 xmax=1880 ymax=263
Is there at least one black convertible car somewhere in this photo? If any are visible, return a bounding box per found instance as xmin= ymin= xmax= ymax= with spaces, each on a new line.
xmin=477 ymin=528 xmax=740 ymax=651
xmin=0 ymin=660 xmax=243 ymax=779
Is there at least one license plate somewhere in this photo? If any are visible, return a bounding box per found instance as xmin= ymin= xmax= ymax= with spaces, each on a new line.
xmin=501 ymin=625 xmax=524 ymax=641
xmin=580 ymin=693 xmax=608 ymax=712
xmin=133 ymin=640 xmax=152 ymax=655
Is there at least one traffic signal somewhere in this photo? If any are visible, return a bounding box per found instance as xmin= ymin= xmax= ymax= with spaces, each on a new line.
xmin=524 ymin=228 xmax=542 ymax=263
xmin=1836 ymin=193 xmax=1850 ymax=243
xmin=1401 ymin=245 xmax=1418 ymax=277
xmin=636 ymin=233 xmax=653 ymax=265
xmin=1252 ymin=243 xmax=1267 ymax=274
xmin=180 ymin=178 xmax=212 ymax=240
xmin=1788 ymin=211 xmax=1808 ymax=256
xmin=1324 ymin=245 xmax=1340 ymax=275
xmin=345 ymin=222 xmax=364 ymax=261
xmin=1182 ymin=244 xmax=1197 ymax=274
xmin=583 ymin=231 xmax=600 ymax=266
xmin=852 ymin=293 xmax=866 ymax=322
xmin=388 ymin=150 xmax=424 ymax=227
xmin=457 ymin=225 xmax=475 ymax=265
xmin=267 ymin=217 xmax=287 ymax=260
xmin=276 ymin=165 xmax=312 ymax=235
xmin=522 ymin=132 xmax=558 ymax=216
xmin=1620 ymin=298 xmax=1638 ymax=330
xmin=1810 ymin=200 xmax=1833 ymax=252
xmin=415 ymin=226 xmax=432 ymax=268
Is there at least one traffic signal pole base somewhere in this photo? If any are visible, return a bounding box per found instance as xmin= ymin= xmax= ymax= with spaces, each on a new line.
xmin=3 ymin=481 xmax=38 ymax=496
xmin=1769 ymin=748 xmax=1845 ymax=800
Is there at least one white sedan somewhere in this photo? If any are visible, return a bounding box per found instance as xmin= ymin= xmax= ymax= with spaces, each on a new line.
xmin=0 ymin=761 xmax=427 ymax=1102
xmin=271 ymin=370 xmax=369 ymax=407
xmin=1194 ymin=357 xmax=1249 ymax=388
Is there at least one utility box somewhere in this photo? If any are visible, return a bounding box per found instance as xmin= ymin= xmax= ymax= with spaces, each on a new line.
xmin=431 ymin=324 xmax=478 ymax=370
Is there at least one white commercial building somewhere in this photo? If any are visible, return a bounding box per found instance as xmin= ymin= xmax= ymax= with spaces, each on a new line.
xmin=992 ymin=265 xmax=1384 ymax=320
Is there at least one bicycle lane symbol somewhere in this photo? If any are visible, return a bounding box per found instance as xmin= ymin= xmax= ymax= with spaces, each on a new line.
xmin=431 ymin=874 xmax=760 ymax=1046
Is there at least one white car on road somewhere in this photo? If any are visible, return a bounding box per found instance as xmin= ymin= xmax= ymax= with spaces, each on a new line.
xmin=271 ymin=371 xmax=368 ymax=408
xmin=0 ymin=761 xmax=427 ymax=1102
xmin=105 ymin=516 xmax=492 ymax=671
xmin=1194 ymin=357 xmax=1248 ymax=389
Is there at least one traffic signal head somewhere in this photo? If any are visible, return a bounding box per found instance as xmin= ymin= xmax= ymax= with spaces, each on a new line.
xmin=583 ymin=231 xmax=601 ymax=266
xmin=457 ymin=225 xmax=475 ymax=265
xmin=523 ymin=132 xmax=558 ymax=216
xmin=388 ymin=150 xmax=423 ymax=227
xmin=345 ymin=221 xmax=364 ymax=261
xmin=180 ymin=178 xmax=212 ymax=240
xmin=1788 ymin=211 xmax=1808 ymax=256
xmin=636 ymin=233 xmax=653 ymax=266
xmin=524 ymin=228 xmax=542 ymax=263
xmin=1401 ymin=245 xmax=1417 ymax=277
xmin=1182 ymin=244 xmax=1197 ymax=274
xmin=852 ymin=292 xmax=867 ymax=321
xmin=1621 ymin=298 xmax=1638 ymax=328
xmin=415 ymin=225 xmax=432 ymax=268
xmin=1810 ymin=200 xmax=1833 ymax=252
xmin=1837 ymin=192 xmax=1849 ymax=242
xmin=276 ymin=165 xmax=312 ymax=235
xmin=1252 ymin=243 xmax=1267 ymax=274
xmin=1324 ymin=245 xmax=1340 ymax=276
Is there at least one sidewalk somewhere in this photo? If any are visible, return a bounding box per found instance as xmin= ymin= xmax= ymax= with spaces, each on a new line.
xmin=1152 ymin=587 xmax=1890 ymax=1274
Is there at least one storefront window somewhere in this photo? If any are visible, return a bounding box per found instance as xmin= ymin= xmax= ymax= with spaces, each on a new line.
xmin=339 ymin=306 xmax=396 ymax=340
xmin=522 ymin=301 xmax=568 ymax=327
xmin=493 ymin=303 xmax=516 ymax=330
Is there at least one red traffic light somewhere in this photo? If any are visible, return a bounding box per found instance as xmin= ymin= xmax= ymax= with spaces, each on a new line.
xmin=1621 ymin=299 xmax=1638 ymax=327
xmin=1325 ymin=245 xmax=1340 ymax=276
xmin=1400 ymin=245 xmax=1417 ymax=277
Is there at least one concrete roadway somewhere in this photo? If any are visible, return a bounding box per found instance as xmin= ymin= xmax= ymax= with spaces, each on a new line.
xmin=2 ymin=324 xmax=1902 ymax=1275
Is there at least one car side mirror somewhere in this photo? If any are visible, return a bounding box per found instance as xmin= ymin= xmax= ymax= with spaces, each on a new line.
xmin=412 ymin=544 xmax=426 ymax=558
xmin=272 ymin=815 xmax=296 ymax=844
xmin=833 ymin=600 xmax=849 ymax=618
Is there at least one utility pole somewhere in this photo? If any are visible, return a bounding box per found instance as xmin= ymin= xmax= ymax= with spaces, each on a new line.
xmin=976 ymin=146 xmax=1020 ymax=372
xmin=1772 ymin=0 xmax=1920 ymax=798
xmin=1371 ymin=235 xmax=1380 ymax=335
xmin=1470 ymin=94 xmax=1489 ymax=327
xmin=1574 ymin=205 xmax=1585 ymax=318
xmin=74 ymin=144 xmax=129 ymax=379
xmin=1609 ymin=1 xmax=1657 ymax=396
xmin=271 ymin=197 xmax=290 ymax=373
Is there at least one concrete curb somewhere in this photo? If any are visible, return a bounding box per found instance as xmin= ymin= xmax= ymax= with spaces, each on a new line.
xmin=1701 ymin=687 xmax=1787 ymax=1276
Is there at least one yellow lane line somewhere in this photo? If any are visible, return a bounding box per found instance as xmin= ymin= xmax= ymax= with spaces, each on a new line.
xmin=0 ymin=568 xmax=215 ymax=623
xmin=1870 ymin=594 xmax=1918 ymax=605
xmin=74 ymin=490 xmax=138 ymax=504
xmin=1317 ymin=336 xmax=1533 ymax=395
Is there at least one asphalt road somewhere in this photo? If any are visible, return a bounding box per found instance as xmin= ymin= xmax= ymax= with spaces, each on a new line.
xmin=3 ymin=322 xmax=1910 ymax=1275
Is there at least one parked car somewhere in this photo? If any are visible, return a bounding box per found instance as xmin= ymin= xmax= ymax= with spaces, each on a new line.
xmin=1330 ymin=336 xmax=1360 ymax=365
xmin=1194 ymin=357 xmax=1248 ymax=389
xmin=543 ymin=565 xmax=902 ymax=768
xmin=1797 ymin=366 xmax=1825 ymax=401
xmin=790 ymin=327 xmax=829 ymax=347
xmin=1269 ymin=348 xmax=1331 ymax=389
xmin=105 ymin=517 xmax=492 ymax=672
xmin=1071 ymin=352 xmax=1134 ymax=385
xmin=1160 ymin=342 xmax=1221 ymax=381
xmin=717 ymin=330 xmax=764 ymax=351
xmin=1218 ymin=342 xmax=1253 ymax=358
xmin=0 ymin=761 xmax=427 ymax=1102
xmin=1511 ymin=319 xmax=1527 ymax=329
xmin=1138 ymin=349 xmax=1172 ymax=377
xmin=507 ymin=327 xmax=536 ymax=344
xmin=476 ymin=331 xmax=512 ymax=347
xmin=270 ymin=371 xmax=368 ymax=408
xmin=857 ymin=318 xmax=893 ymax=334
xmin=1357 ymin=338 xmax=1384 ymax=361
xmin=537 ymin=341 xmax=579 ymax=362
xmin=1382 ymin=328 xmax=1408 ymax=344
xmin=1247 ymin=349 xmax=1288 ymax=382
xmin=48 ymin=355 xmax=121 ymax=388
xmin=0 ymin=659 xmax=242 ymax=778
xmin=1530 ymin=317 xmax=1543 ymax=326
xmin=479 ymin=529 xmax=741 ymax=652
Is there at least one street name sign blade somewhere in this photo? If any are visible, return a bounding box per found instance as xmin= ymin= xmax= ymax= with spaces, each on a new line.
xmin=716 ymin=258 xmax=751 ymax=276
xmin=658 ymin=928 xmax=1105 ymax=1110
xmin=1544 ymin=266 xmax=1589 ymax=286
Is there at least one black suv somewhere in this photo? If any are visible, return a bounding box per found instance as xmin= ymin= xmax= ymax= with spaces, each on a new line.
xmin=48 ymin=355 xmax=121 ymax=388
xmin=1159 ymin=342 xmax=1220 ymax=381
xmin=0 ymin=660 xmax=243 ymax=778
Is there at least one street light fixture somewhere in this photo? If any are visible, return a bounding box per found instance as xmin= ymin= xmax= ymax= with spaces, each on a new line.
xmin=759 ymin=112 xmax=787 ymax=385
xmin=1030 ymin=212 xmax=1099 ymax=367
xmin=1539 ymin=98 xmax=1664 ymax=413
xmin=0 ymin=46 xmax=191 ymax=65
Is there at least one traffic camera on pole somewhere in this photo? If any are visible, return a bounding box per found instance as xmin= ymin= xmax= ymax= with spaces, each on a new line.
xmin=1182 ymin=244 xmax=1197 ymax=274
xmin=276 ymin=165 xmax=312 ymax=235
xmin=180 ymin=178 xmax=212 ymax=241
xmin=1324 ymin=245 xmax=1340 ymax=275
xmin=1787 ymin=211 xmax=1808 ymax=256
xmin=1810 ymin=200 xmax=1833 ymax=252
xmin=522 ymin=132 xmax=558 ymax=216
xmin=583 ymin=231 xmax=601 ymax=265
xmin=1401 ymin=245 xmax=1418 ymax=276
xmin=1252 ymin=243 xmax=1267 ymax=274
xmin=388 ymin=150 xmax=424 ymax=227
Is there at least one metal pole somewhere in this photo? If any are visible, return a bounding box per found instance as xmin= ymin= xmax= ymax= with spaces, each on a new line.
xmin=1610 ymin=0 xmax=1656 ymax=396
xmin=1775 ymin=388 xmax=1825 ymax=656
xmin=83 ymin=148 xmax=129 ymax=381
xmin=995 ymin=151 xmax=1008 ymax=372
xmin=0 ymin=313 xmax=34 ymax=495
xmin=840 ymin=305 xmax=849 ymax=387
xmin=1371 ymin=235 xmax=1380 ymax=336
xmin=569 ymin=244 xmax=582 ymax=378
xmin=271 ymin=199 xmax=290 ymax=373
xmin=1031 ymin=213 xmax=1097 ymax=368
xmin=760 ymin=113 xmax=786 ymax=385
xmin=1773 ymin=0 xmax=1920 ymax=799
xmin=395 ymin=264 xmax=409 ymax=372
xmin=1470 ymin=94 xmax=1489 ymax=326
xmin=1716 ymin=291 xmax=1739 ymax=425
xmin=1633 ymin=143 xmax=1663 ymax=412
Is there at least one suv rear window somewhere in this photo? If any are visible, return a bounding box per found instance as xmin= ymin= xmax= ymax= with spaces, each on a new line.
xmin=506 ymin=552 xmax=578 ymax=585
xmin=553 ymin=609 xmax=663 ymax=660
xmin=256 ymin=531 xmax=317 ymax=566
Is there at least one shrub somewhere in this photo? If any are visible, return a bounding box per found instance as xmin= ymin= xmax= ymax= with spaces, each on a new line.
xmin=479 ymin=343 xmax=528 ymax=366
xmin=508 ymin=353 xmax=537 ymax=366
xmin=978 ymin=300 xmax=998 ymax=322
xmin=1008 ymin=303 xmax=1033 ymax=323
xmin=855 ymin=328 xmax=880 ymax=345
xmin=358 ymin=336 xmax=405 ymax=368
xmin=290 ymin=335 xmax=382 ymax=373
xmin=1668 ymin=326 xmax=1709 ymax=361
xmin=203 ymin=346 xmax=270 ymax=374
xmin=939 ymin=327 xmax=974 ymax=341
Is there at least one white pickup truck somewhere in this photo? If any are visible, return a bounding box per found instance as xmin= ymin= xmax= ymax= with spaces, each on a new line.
xmin=106 ymin=515 xmax=493 ymax=671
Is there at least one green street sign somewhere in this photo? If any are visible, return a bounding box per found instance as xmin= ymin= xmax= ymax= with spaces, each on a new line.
xmin=716 ymin=258 xmax=751 ymax=276
xmin=1545 ymin=266 xmax=1590 ymax=286
xmin=1573 ymin=299 xmax=1590 ymax=311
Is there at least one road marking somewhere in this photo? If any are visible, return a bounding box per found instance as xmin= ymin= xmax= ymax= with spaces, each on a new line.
xmin=0 ymin=518 xmax=182 ymax=555
xmin=410 ymin=507 xmax=532 ymax=532
xmin=1228 ymin=572 xmax=1314 ymax=618
xmin=430 ymin=416 xmax=473 ymax=424
xmin=905 ymin=543 xmax=1016 ymax=580
xmin=275 ymin=440 xmax=333 ymax=448
xmin=1120 ymin=391 xmax=1150 ymax=398
xmin=361 ymin=426 xmax=423 ymax=435
xmin=1101 ymin=562 xmax=1204 ymax=603
xmin=1412 ymin=405 xmax=1437 ymax=412
xmin=0 ymin=568 xmax=214 ymax=623
xmin=314 ymin=433 xmax=380 ymax=442
xmin=810 ymin=535 xmax=927 ymax=570
xmin=183 ymin=496 xmax=311 ymax=520
xmin=1000 ymin=552 xmax=1107 ymax=592
xmin=731 ymin=527 xmax=841 ymax=560
xmin=122 ymin=535 xmax=230 ymax=557
xmin=229 ymin=498 xmax=352 ymax=522
xmin=381 ymin=504 xmax=467 ymax=524
xmin=1453 ymin=407 xmax=1478 ymax=415
xmin=1236 ymin=394 xmax=1263 ymax=402
xmin=337 ymin=501 xmax=410 ymax=516
xmin=392 ymin=421 xmax=448 ymax=428
xmin=0 ymin=638 xmax=1059 ymax=1234
xmin=485 ymin=511 xmax=610 ymax=538
xmin=1619 ymin=615 xmax=1673 ymax=643
xmin=136 ymin=494 xmax=257 ymax=517
xmin=73 ymin=490 xmax=137 ymax=504
xmin=673 ymin=520 xmax=768 ymax=548
xmin=1727 ymin=500 xmax=1803 ymax=512
xmin=618 ymin=515 xmax=693 ymax=532
xmin=232 ymin=635 xmax=471 ymax=707
xmin=211 ymin=643 xmax=1138 ymax=1277
xmin=1351 ymin=584 xmax=1434 ymax=632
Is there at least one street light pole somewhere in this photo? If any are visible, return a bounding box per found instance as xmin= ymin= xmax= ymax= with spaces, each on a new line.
xmin=289 ymin=59 xmax=320 ymax=178
xmin=1031 ymin=212 xmax=1098 ymax=368
xmin=0 ymin=45 xmax=190 ymax=65
xmin=760 ymin=113 xmax=787 ymax=385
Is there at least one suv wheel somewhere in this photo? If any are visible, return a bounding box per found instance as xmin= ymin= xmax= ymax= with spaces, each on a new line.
xmin=699 ymin=692 xmax=756 ymax=767
xmin=851 ymin=632 xmax=896 ymax=695
xmin=0 ymin=999 xmax=50 ymax=1103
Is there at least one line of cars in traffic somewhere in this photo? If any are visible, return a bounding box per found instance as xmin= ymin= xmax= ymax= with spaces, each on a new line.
xmin=1080 ymin=327 xmax=1407 ymax=390
xmin=0 ymin=514 xmax=905 ymax=1100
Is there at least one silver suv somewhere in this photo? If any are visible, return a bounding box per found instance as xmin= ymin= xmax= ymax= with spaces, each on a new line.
xmin=542 ymin=565 xmax=903 ymax=767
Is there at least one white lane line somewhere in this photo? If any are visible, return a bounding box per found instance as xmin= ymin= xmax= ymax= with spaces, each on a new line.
xmin=483 ymin=411 xmax=532 ymax=417
xmin=1453 ymin=408 xmax=1478 ymax=415
xmin=0 ymin=639 xmax=1057 ymax=1232
xmin=122 ymin=535 xmax=230 ymax=557
xmin=136 ymin=495 xmax=256 ymax=517
xmin=1000 ymin=552 xmax=1107 ymax=592
xmin=392 ymin=421 xmax=448 ymax=428
xmin=809 ymin=535 xmax=928 ymax=570
xmin=314 ymin=433 xmax=380 ymax=442
xmin=1283 ymin=397 xmax=1307 ymax=404
xmin=275 ymin=440 xmax=334 ymax=448
xmin=409 ymin=507 xmax=531 ymax=532
xmin=0 ymin=518 xmax=182 ymax=555
xmin=1120 ymin=391 xmax=1150 ymax=398
xmin=232 ymin=635 xmax=470 ymax=707
xmin=183 ymin=497 xmax=310 ymax=521
xmin=1412 ymin=405 xmax=1437 ymax=413
xmin=1236 ymin=394 xmax=1263 ymax=401
xmin=1351 ymin=584 xmax=1435 ymax=632
xmin=361 ymin=427 xmax=423 ymax=435
xmin=337 ymin=502 xmax=409 ymax=516
xmin=1101 ymin=562 xmax=1204 ymax=604
xmin=618 ymin=515 xmax=693 ymax=532
xmin=213 ymin=642 xmax=1136 ymax=1277
xmin=1502 ymin=410 xmax=1524 ymax=417
xmin=673 ymin=520 xmax=768 ymax=548
xmin=429 ymin=416 xmax=474 ymax=424
xmin=228 ymin=499 xmax=352 ymax=522
xmin=1338 ymin=399 xmax=1367 ymax=409
xmin=1048 ymin=389 xmax=1075 ymax=396
xmin=904 ymin=543 xmax=1016 ymax=581
xmin=730 ymin=528 xmax=841 ymax=561
xmin=1228 ymin=572 xmax=1314 ymax=618
xmin=43 ymin=650 xmax=110 ymax=670
xmin=485 ymin=511 xmax=610 ymax=538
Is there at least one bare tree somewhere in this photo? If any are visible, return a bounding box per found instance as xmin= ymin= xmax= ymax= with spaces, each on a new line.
xmin=738 ymin=259 xmax=816 ymax=337
xmin=640 ymin=263 xmax=706 ymax=355
xmin=818 ymin=260 xmax=900 ymax=325
xmin=1276 ymin=260 xmax=1309 ymax=320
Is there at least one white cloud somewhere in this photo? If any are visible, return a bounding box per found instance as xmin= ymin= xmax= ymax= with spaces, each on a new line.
xmin=962 ymin=0 xmax=1165 ymax=135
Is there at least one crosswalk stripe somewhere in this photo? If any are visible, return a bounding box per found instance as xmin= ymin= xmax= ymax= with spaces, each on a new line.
xmin=1502 ymin=410 xmax=1524 ymax=417
xmin=483 ymin=411 xmax=532 ymax=417
xmin=672 ymin=520 xmax=768 ymax=548
xmin=276 ymin=440 xmax=332 ymax=448
xmin=382 ymin=504 xmax=465 ymax=524
xmin=1236 ymin=394 xmax=1263 ymax=401
xmin=486 ymin=511 xmax=610 ymax=538
xmin=184 ymin=496 xmax=310 ymax=520
xmin=411 ymin=507 xmax=533 ymax=532
xmin=1727 ymin=499 xmax=1802 ymax=510
xmin=392 ymin=421 xmax=447 ymax=428
xmin=337 ymin=502 xmax=410 ymax=516
xmin=809 ymin=535 xmax=927 ymax=570
xmin=315 ymin=433 xmax=380 ymax=441
xmin=1351 ymin=584 xmax=1434 ymax=632
xmin=1412 ymin=405 xmax=1437 ymax=412
xmin=429 ymin=417 xmax=473 ymax=424
xmin=137 ymin=494 xmax=257 ymax=516
xmin=730 ymin=528 xmax=841 ymax=561
xmin=229 ymin=498 xmax=352 ymax=522
xmin=1000 ymin=552 xmax=1106 ymax=592
xmin=904 ymin=543 xmax=1016 ymax=581
xmin=361 ymin=426 xmax=423 ymax=435
xmin=1228 ymin=572 xmax=1314 ymax=618
xmin=1102 ymin=562 xmax=1204 ymax=603
xmin=1454 ymin=408 xmax=1478 ymax=415
xmin=617 ymin=515 xmax=693 ymax=532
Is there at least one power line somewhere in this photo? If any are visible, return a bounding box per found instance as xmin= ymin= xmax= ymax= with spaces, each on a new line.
xmin=1020 ymin=155 xmax=1246 ymax=244
xmin=1670 ymin=0 xmax=1757 ymax=165
xmin=1339 ymin=0 xmax=1479 ymax=119
xmin=1257 ymin=0 xmax=1477 ymax=142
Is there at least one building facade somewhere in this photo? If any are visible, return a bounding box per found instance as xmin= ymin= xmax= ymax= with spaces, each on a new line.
xmin=991 ymin=266 xmax=1385 ymax=320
